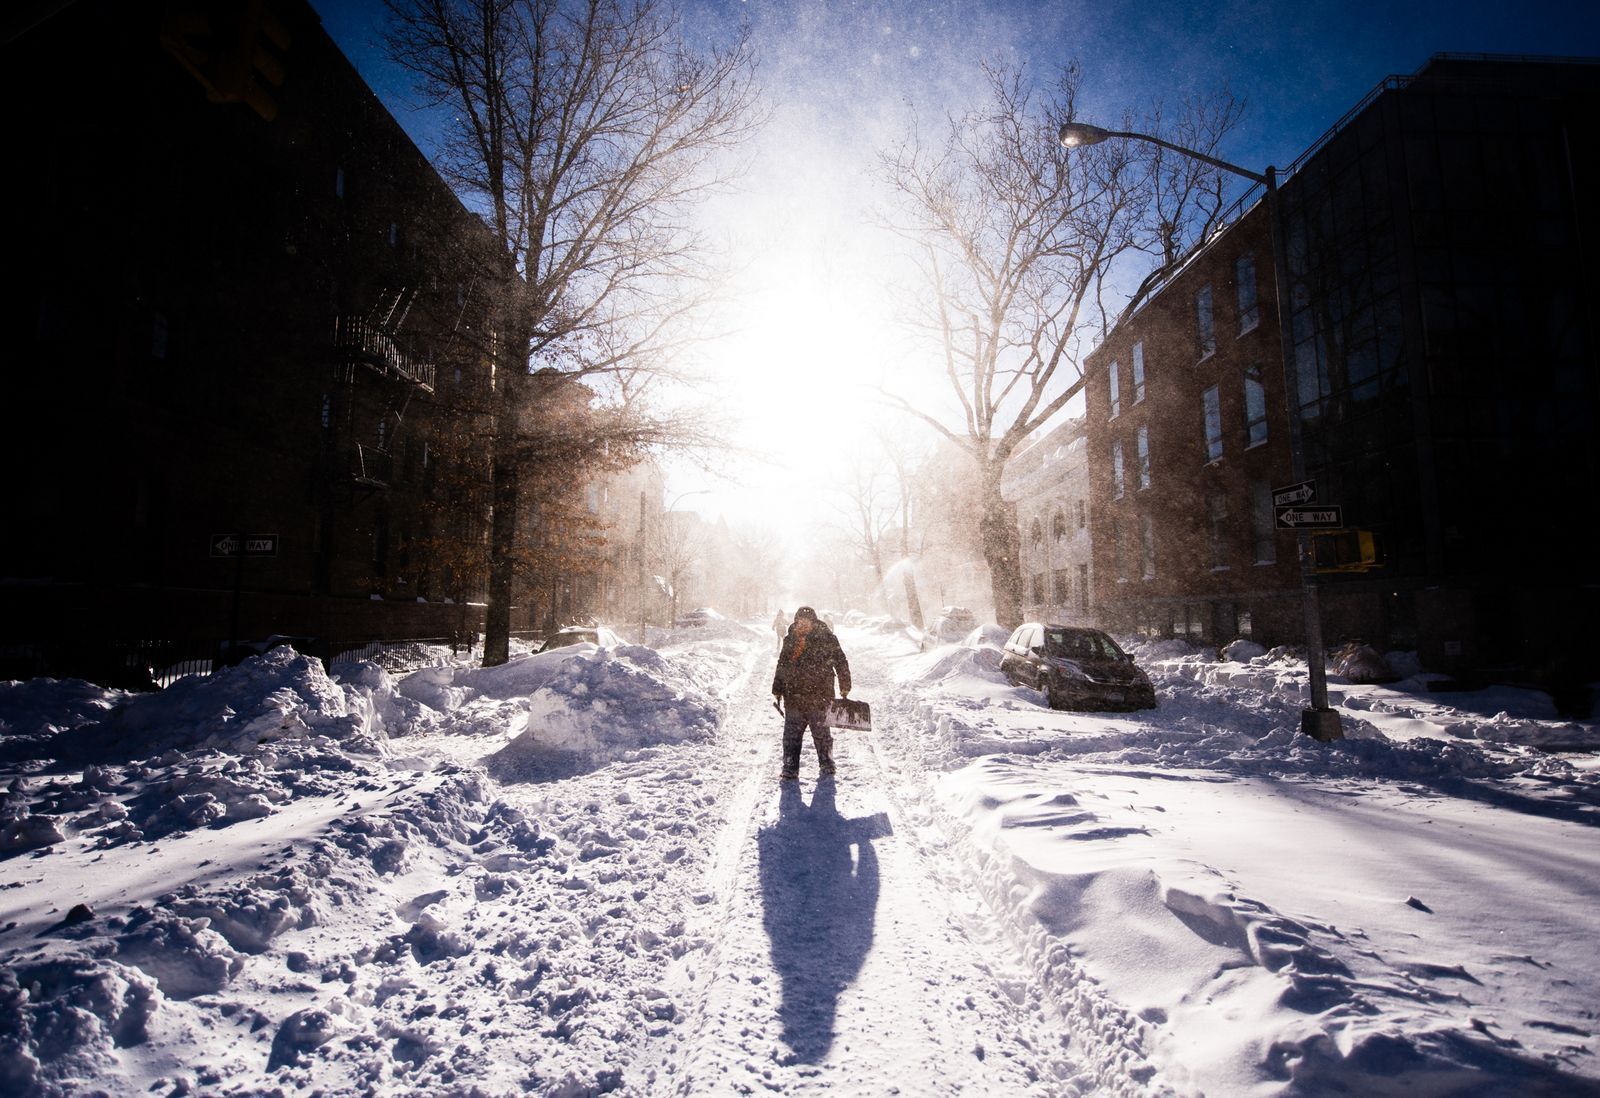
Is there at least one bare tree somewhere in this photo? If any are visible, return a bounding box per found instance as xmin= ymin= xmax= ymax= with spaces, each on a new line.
xmin=384 ymin=0 xmax=761 ymax=662
xmin=879 ymin=61 xmax=1240 ymax=627
xmin=829 ymin=434 xmax=928 ymax=625
xmin=652 ymin=510 xmax=704 ymax=625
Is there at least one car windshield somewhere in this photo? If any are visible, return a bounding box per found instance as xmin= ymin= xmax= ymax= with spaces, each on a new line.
xmin=1043 ymin=629 xmax=1124 ymax=661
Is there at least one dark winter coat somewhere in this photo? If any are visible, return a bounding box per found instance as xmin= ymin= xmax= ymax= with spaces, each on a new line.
xmin=771 ymin=622 xmax=851 ymax=710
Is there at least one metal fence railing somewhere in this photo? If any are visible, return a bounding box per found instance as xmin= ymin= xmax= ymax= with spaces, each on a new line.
xmin=4 ymin=634 xmax=480 ymax=692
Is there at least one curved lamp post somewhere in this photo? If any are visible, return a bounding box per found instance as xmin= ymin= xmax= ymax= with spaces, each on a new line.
xmin=1059 ymin=121 xmax=1342 ymax=741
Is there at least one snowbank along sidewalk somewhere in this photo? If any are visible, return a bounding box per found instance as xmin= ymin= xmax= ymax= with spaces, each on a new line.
xmin=3 ymin=621 xmax=1598 ymax=1096
xmin=866 ymin=623 xmax=1600 ymax=1097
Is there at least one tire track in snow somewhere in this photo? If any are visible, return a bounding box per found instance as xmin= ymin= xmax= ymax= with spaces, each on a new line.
xmin=658 ymin=629 xmax=1081 ymax=1096
xmin=862 ymin=630 xmax=1172 ymax=1097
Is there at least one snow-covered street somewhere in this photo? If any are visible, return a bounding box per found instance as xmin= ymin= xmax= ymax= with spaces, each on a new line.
xmin=3 ymin=621 xmax=1599 ymax=1096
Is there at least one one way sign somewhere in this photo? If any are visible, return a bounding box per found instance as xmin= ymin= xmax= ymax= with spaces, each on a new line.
xmin=1275 ymin=506 xmax=1343 ymax=530
xmin=211 ymin=533 xmax=280 ymax=557
xmin=1272 ymin=479 xmax=1316 ymax=507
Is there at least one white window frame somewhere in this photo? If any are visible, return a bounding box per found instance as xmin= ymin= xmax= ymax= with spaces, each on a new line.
xmin=1202 ymin=386 xmax=1223 ymax=462
xmin=1236 ymin=254 xmax=1260 ymax=334
xmin=1244 ymin=364 xmax=1268 ymax=448
xmin=1196 ymin=285 xmax=1216 ymax=359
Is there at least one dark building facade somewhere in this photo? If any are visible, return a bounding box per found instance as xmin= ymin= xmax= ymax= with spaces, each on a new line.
xmin=1085 ymin=201 xmax=1302 ymax=645
xmin=1 ymin=0 xmax=507 ymax=680
xmin=1082 ymin=54 xmax=1600 ymax=692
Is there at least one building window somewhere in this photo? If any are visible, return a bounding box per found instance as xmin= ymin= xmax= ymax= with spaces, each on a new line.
xmin=1207 ymin=493 xmax=1229 ymax=569
xmin=1140 ymin=514 xmax=1156 ymax=579
xmin=1076 ymin=500 xmax=1086 ymax=529
xmin=1236 ymin=255 xmax=1259 ymax=333
xmin=1030 ymin=518 xmax=1044 ymax=550
xmin=376 ymin=419 xmax=387 ymax=450
xmin=1052 ymin=509 xmax=1068 ymax=542
xmin=335 ymin=166 xmax=345 ymax=198
xmin=1078 ymin=563 xmax=1089 ymax=613
xmin=320 ymin=393 xmax=331 ymax=430
xmin=1136 ymin=425 xmax=1151 ymax=490
xmin=1244 ymin=364 xmax=1268 ymax=447
xmin=1132 ymin=342 xmax=1146 ymax=403
xmin=388 ymin=222 xmax=399 ymax=248
xmin=1196 ymin=285 xmax=1216 ymax=358
xmin=1202 ymin=386 xmax=1223 ymax=462
xmin=1238 ymin=609 xmax=1253 ymax=638
xmin=1030 ymin=573 xmax=1044 ymax=604
xmin=151 ymin=312 xmax=169 ymax=360
xmin=1112 ymin=442 xmax=1125 ymax=498
xmin=1108 ymin=361 xmax=1121 ymax=418
xmin=1250 ymin=480 xmax=1277 ymax=564
xmin=1173 ymin=604 xmax=1204 ymax=639
xmin=1053 ymin=568 xmax=1070 ymax=604
xmin=1111 ymin=518 xmax=1124 ymax=580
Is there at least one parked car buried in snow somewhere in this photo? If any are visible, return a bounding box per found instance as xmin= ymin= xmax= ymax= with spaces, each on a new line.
xmin=920 ymin=606 xmax=977 ymax=649
xmin=673 ymin=607 xmax=723 ymax=628
xmin=535 ymin=625 xmax=622 ymax=653
xmin=999 ymin=623 xmax=1157 ymax=711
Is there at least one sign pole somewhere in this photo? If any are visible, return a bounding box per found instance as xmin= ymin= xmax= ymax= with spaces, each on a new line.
xmin=1266 ymin=168 xmax=1341 ymax=740
xmin=229 ymin=530 xmax=245 ymax=660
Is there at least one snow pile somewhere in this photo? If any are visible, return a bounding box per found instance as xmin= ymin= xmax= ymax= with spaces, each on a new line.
xmin=383 ymin=643 xmax=724 ymax=767
xmin=967 ymin=623 xmax=1010 ymax=649
xmin=847 ymin=622 xmax=1600 ymax=1096
xmin=90 ymin=648 xmax=384 ymax=758
xmin=0 ymin=678 xmax=129 ymax=760
xmin=0 ymin=956 xmax=159 ymax=1092
xmin=0 ymin=769 xmax=500 ymax=1096
xmin=490 ymin=646 xmax=720 ymax=768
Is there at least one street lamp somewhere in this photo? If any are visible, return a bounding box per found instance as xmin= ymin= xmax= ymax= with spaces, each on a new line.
xmin=1059 ymin=120 xmax=1342 ymax=741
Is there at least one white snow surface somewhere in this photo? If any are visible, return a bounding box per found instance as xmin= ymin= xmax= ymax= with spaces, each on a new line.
xmin=1 ymin=626 xmax=1597 ymax=1096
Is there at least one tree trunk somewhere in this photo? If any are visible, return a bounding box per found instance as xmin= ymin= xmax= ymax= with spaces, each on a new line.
xmin=482 ymin=451 xmax=518 ymax=666
xmin=901 ymin=569 xmax=925 ymax=630
xmin=978 ymin=462 xmax=1023 ymax=629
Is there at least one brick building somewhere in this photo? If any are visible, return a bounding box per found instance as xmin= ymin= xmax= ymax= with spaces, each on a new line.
xmin=0 ymin=0 xmax=511 ymax=680
xmin=1084 ymin=196 xmax=1302 ymax=644
xmin=1001 ymin=418 xmax=1096 ymax=626
xmin=1073 ymin=54 xmax=1600 ymax=696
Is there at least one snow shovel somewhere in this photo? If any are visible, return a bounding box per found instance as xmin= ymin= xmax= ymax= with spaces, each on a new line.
xmin=823 ymin=697 xmax=872 ymax=731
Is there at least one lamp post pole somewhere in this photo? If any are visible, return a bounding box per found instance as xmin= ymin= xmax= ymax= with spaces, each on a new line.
xmin=1058 ymin=122 xmax=1341 ymax=740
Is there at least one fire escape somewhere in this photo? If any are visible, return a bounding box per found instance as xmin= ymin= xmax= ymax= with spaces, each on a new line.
xmin=331 ymin=288 xmax=435 ymax=489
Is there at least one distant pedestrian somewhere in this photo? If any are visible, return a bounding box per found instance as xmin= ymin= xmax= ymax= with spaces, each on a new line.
xmin=771 ymin=606 xmax=851 ymax=781
xmin=772 ymin=609 xmax=789 ymax=652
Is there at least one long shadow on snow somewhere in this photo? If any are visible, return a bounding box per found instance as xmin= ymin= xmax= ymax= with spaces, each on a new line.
xmin=757 ymin=779 xmax=891 ymax=1064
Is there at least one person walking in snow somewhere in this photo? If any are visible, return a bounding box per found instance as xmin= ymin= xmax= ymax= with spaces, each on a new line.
xmin=772 ymin=608 xmax=789 ymax=652
xmin=771 ymin=606 xmax=851 ymax=781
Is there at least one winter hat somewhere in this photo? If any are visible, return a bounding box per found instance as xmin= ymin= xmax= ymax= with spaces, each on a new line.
xmin=794 ymin=606 xmax=818 ymax=621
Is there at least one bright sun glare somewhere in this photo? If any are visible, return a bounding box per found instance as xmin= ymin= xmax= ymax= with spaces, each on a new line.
xmin=687 ymin=147 xmax=937 ymax=532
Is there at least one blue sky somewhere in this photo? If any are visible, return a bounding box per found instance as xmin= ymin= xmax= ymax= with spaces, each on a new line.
xmin=307 ymin=0 xmax=1600 ymax=525
xmin=313 ymin=0 xmax=1600 ymax=179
